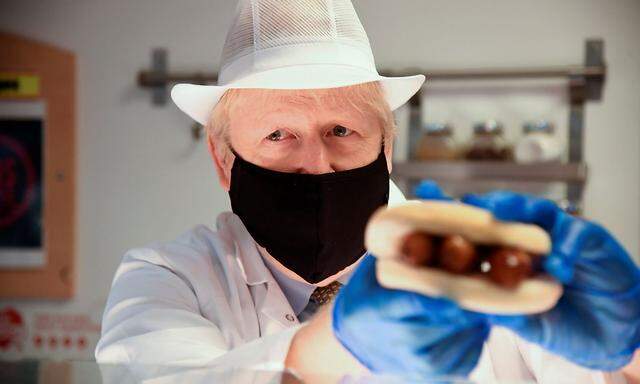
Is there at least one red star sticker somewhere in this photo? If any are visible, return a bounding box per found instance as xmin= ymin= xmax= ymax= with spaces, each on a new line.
xmin=77 ymin=336 xmax=86 ymax=349
xmin=63 ymin=336 xmax=72 ymax=348
xmin=48 ymin=336 xmax=57 ymax=349
xmin=33 ymin=335 xmax=42 ymax=348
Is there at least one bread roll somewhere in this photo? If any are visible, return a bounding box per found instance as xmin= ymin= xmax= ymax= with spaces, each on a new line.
xmin=365 ymin=200 xmax=562 ymax=314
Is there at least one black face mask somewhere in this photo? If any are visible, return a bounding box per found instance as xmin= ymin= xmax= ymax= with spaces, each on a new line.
xmin=229 ymin=147 xmax=389 ymax=284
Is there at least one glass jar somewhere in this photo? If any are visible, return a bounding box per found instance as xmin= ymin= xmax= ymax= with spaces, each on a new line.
xmin=515 ymin=120 xmax=563 ymax=163
xmin=465 ymin=120 xmax=513 ymax=161
xmin=416 ymin=123 xmax=458 ymax=161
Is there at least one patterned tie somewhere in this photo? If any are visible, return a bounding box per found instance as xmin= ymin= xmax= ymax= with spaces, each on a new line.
xmin=309 ymin=281 xmax=343 ymax=305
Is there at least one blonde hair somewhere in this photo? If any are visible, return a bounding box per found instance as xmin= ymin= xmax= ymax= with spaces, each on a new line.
xmin=206 ymin=81 xmax=396 ymax=160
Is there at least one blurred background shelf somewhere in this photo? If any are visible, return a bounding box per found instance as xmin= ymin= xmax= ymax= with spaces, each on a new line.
xmin=136 ymin=39 xmax=604 ymax=213
xmin=389 ymin=39 xmax=606 ymax=213
xmin=392 ymin=161 xmax=587 ymax=183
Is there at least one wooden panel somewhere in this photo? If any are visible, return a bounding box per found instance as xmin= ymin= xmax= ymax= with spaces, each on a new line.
xmin=0 ymin=30 xmax=76 ymax=299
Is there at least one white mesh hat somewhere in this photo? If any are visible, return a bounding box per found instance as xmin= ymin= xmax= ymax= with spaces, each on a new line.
xmin=171 ymin=0 xmax=426 ymax=125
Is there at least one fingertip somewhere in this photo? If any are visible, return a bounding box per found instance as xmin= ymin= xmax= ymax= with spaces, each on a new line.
xmin=543 ymin=253 xmax=574 ymax=284
xmin=525 ymin=197 xmax=561 ymax=230
xmin=348 ymin=253 xmax=378 ymax=285
xmin=461 ymin=193 xmax=484 ymax=207
xmin=414 ymin=180 xmax=451 ymax=201
xmin=491 ymin=198 xmax=523 ymax=221
xmin=462 ymin=192 xmax=559 ymax=226
xmin=461 ymin=192 xmax=522 ymax=221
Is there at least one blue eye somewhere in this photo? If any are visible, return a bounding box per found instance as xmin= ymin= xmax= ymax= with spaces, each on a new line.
xmin=332 ymin=125 xmax=353 ymax=137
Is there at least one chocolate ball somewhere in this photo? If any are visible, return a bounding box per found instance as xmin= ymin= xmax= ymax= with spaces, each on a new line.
xmin=400 ymin=232 xmax=435 ymax=266
xmin=438 ymin=235 xmax=478 ymax=274
xmin=485 ymin=248 xmax=533 ymax=288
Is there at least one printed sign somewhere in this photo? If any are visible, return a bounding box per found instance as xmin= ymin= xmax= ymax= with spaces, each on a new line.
xmin=0 ymin=118 xmax=44 ymax=268
xmin=0 ymin=74 xmax=40 ymax=98
xmin=0 ymin=305 xmax=102 ymax=360
xmin=0 ymin=307 xmax=26 ymax=352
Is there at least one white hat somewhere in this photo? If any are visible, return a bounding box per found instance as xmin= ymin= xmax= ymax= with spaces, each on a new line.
xmin=170 ymin=0 xmax=426 ymax=125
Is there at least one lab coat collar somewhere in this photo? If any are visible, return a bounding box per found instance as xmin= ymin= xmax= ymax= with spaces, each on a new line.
xmin=216 ymin=212 xmax=269 ymax=286
xmin=218 ymin=212 xmax=300 ymax=329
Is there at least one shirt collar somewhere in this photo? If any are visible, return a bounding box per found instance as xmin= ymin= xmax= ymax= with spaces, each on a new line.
xmin=261 ymin=249 xmax=362 ymax=315
xmin=263 ymin=258 xmax=316 ymax=315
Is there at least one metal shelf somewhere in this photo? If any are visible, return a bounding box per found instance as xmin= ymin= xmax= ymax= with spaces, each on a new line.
xmin=392 ymin=161 xmax=587 ymax=184
xmin=394 ymin=39 xmax=605 ymax=213
xmin=379 ymin=65 xmax=605 ymax=81
xmin=137 ymin=41 xmax=606 ymax=105
xmin=136 ymin=39 xmax=604 ymax=213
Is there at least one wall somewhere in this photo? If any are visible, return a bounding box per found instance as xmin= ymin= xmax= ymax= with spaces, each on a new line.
xmin=0 ymin=0 xmax=638 ymax=359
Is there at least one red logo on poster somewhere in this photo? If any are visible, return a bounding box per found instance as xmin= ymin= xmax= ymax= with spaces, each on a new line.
xmin=33 ymin=334 xmax=43 ymax=348
xmin=0 ymin=307 xmax=25 ymax=350
xmin=48 ymin=335 xmax=58 ymax=349
xmin=77 ymin=336 xmax=87 ymax=350
xmin=63 ymin=335 xmax=72 ymax=348
xmin=0 ymin=134 xmax=36 ymax=229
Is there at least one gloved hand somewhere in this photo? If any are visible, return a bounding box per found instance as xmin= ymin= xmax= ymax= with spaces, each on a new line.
xmin=462 ymin=190 xmax=640 ymax=370
xmin=331 ymin=181 xmax=488 ymax=378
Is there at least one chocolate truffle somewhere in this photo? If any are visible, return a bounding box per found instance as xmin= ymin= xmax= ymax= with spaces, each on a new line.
xmin=485 ymin=248 xmax=533 ymax=288
xmin=400 ymin=232 xmax=435 ymax=266
xmin=438 ymin=235 xmax=478 ymax=274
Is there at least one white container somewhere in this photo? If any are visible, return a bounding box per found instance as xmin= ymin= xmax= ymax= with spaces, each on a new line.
xmin=515 ymin=121 xmax=563 ymax=163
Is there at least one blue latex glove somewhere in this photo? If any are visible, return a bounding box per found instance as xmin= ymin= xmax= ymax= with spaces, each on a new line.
xmin=331 ymin=181 xmax=488 ymax=378
xmin=462 ymin=191 xmax=640 ymax=370
xmin=414 ymin=180 xmax=453 ymax=202
xmin=332 ymin=256 xmax=489 ymax=378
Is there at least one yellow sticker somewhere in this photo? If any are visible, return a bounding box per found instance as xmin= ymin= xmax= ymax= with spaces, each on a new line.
xmin=0 ymin=73 xmax=40 ymax=97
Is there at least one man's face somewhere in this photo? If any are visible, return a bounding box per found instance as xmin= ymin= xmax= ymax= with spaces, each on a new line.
xmin=208 ymin=87 xmax=393 ymax=190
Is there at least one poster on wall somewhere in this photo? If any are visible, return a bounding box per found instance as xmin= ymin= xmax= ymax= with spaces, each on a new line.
xmin=0 ymin=101 xmax=45 ymax=268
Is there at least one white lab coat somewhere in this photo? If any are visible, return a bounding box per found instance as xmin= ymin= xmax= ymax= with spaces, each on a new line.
xmin=95 ymin=183 xmax=626 ymax=383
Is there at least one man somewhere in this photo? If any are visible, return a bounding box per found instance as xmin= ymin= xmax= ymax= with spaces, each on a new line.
xmin=96 ymin=0 xmax=639 ymax=382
